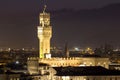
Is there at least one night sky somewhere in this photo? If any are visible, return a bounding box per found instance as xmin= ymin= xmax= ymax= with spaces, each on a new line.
xmin=0 ymin=0 xmax=120 ymax=49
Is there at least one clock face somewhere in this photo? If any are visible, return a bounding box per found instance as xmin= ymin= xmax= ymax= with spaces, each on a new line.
xmin=40 ymin=18 xmax=50 ymax=26
xmin=44 ymin=18 xmax=50 ymax=25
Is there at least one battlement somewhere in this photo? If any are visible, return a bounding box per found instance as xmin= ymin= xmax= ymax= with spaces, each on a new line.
xmin=28 ymin=57 xmax=109 ymax=61
xmin=27 ymin=57 xmax=110 ymax=69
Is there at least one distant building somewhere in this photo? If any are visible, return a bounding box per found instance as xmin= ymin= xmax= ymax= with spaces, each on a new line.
xmin=28 ymin=62 xmax=55 ymax=80
xmin=109 ymin=63 xmax=120 ymax=70
xmin=28 ymin=66 xmax=120 ymax=80
xmin=39 ymin=57 xmax=109 ymax=68
xmin=53 ymin=66 xmax=120 ymax=80
xmin=28 ymin=57 xmax=109 ymax=75
xmin=0 ymin=69 xmax=21 ymax=80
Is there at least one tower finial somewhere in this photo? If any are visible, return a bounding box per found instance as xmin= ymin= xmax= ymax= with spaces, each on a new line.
xmin=43 ymin=5 xmax=47 ymax=13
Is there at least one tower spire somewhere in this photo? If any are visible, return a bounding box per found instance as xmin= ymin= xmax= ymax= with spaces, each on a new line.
xmin=43 ymin=5 xmax=47 ymax=13
xmin=65 ymin=42 xmax=69 ymax=58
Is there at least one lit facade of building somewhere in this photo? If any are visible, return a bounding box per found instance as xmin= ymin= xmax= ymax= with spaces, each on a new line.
xmin=28 ymin=57 xmax=110 ymax=75
xmin=39 ymin=57 xmax=109 ymax=68
xmin=0 ymin=74 xmax=21 ymax=80
xmin=37 ymin=5 xmax=52 ymax=58
xmin=27 ymin=6 xmax=111 ymax=78
xmin=54 ymin=74 xmax=120 ymax=80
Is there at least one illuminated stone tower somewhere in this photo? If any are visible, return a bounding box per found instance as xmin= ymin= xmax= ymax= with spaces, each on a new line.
xmin=37 ymin=5 xmax=52 ymax=58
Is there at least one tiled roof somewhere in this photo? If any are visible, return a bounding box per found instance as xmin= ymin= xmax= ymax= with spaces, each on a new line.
xmin=53 ymin=66 xmax=120 ymax=76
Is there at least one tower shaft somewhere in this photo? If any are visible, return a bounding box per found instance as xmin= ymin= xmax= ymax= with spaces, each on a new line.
xmin=37 ymin=7 xmax=52 ymax=58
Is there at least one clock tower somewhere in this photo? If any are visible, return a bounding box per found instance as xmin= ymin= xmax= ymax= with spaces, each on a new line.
xmin=37 ymin=5 xmax=52 ymax=58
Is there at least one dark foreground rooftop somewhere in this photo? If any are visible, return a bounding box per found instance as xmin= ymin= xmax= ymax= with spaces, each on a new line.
xmin=53 ymin=66 xmax=120 ymax=76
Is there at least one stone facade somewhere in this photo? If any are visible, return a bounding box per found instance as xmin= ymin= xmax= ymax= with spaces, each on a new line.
xmin=39 ymin=57 xmax=109 ymax=68
xmin=37 ymin=6 xmax=52 ymax=58
xmin=27 ymin=57 xmax=110 ymax=75
xmin=55 ymin=76 xmax=120 ymax=80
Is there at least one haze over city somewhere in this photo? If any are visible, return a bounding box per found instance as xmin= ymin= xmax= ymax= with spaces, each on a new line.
xmin=0 ymin=0 xmax=120 ymax=49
